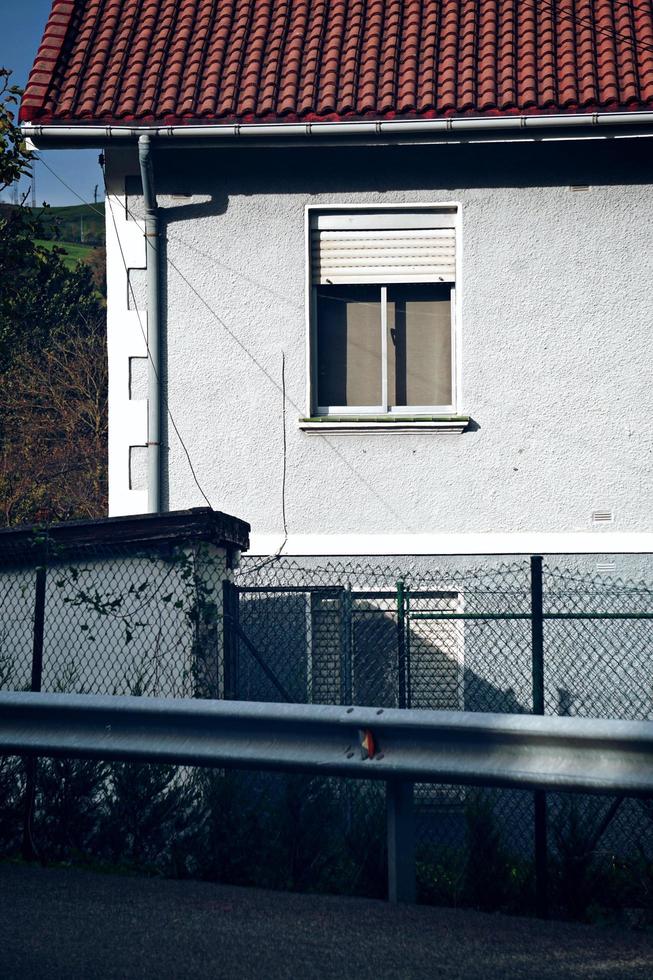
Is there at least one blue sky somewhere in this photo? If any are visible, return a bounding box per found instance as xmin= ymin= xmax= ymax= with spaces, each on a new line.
xmin=2 ymin=0 xmax=101 ymax=206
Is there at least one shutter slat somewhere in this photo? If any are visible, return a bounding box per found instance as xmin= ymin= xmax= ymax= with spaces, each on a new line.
xmin=311 ymin=227 xmax=456 ymax=284
xmin=314 ymin=250 xmax=456 ymax=259
xmin=315 ymin=273 xmax=454 ymax=284
xmin=316 ymin=229 xmax=455 ymax=241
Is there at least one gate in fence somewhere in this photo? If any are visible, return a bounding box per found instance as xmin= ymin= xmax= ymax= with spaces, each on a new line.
xmin=224 ymin=581 xmax=467 ymax=711
xmin=224 ymin=567 xmax=543 ymax=715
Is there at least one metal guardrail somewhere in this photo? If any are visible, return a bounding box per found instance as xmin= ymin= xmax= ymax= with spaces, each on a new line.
xmin=1 ymin=693 xmax=652 ymax=794
xmin=2 ymin=692 xmax=653 ymax=905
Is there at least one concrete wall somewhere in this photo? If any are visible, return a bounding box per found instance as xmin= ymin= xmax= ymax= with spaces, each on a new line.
xmin=106 ymin=139 xmax=653 ymax=545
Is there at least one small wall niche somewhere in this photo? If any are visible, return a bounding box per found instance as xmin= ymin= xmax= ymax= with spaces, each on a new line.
xmin=129 ymin=357 xmax=148 ymax=400
xmin=129 ymin=445 xmax=148 ymax=492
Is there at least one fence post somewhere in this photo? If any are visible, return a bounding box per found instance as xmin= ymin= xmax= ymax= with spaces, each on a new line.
xmin=30 ymin=564 xmax=46 ymax=693
xmin=22 ymin=561 xmax=47 ymax=861
xmin=340 ymin=585 xmax=353 ymax=704
xmin=397 ymin=579 xmax=406 ymax=710
xmin=390 ymin=580 xmax=415 ymax=902
xmin=386 ymin=779 xmax=416 ymax=903
xmin=222 ymin=581 xmax=239 ymax=700
xmin=405 ymin=585 xmax=412 ymax=710
xmin=530 ymin=554 xmax=548 ymax=918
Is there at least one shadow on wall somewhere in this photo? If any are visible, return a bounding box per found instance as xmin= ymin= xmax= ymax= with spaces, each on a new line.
xmin=232 ymin=590 xmax=529 ymax=714
xmin=153 ymin=138 xmax=653 ymax=202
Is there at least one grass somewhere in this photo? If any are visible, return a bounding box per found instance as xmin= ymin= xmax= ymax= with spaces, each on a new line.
xmin=34 ymin=238 xmax=97 ymax=271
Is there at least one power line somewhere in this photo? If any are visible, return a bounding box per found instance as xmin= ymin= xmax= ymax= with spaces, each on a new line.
xmin=280 ymin=350 xmax=288 ymax=547
xmin=41 ymin=160 xmax=407 ymax=530
xmin=35 ymin=154 xmax=105 ymax=217
xmin=33 ymin=159 xmax=311 ymax=551
xmin=249 ymin=350 xmax=289 ymax=572
xmin=104 ymin=180 xmax=301 ymax=558
xmin=107 ymin=195 xmax=407 ymax=529
xmin=37 ymin=153 xmax=300 ymax=398
xmin=537 ymin=0 xmax=653 ymax=60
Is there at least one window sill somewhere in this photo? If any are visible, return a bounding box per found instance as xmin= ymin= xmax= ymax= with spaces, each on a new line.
xmin=298 ymin=415 xmax=470 ymax=434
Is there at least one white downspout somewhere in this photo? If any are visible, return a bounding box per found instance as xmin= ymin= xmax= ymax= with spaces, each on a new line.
xmin=137 ymin=135 xmax=162 ymax=514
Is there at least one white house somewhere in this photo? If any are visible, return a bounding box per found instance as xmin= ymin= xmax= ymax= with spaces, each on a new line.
xmin=14 ymin=7 xmax=653 ymax=885
xmin=21 ymin=0 xmax=653 ymax=558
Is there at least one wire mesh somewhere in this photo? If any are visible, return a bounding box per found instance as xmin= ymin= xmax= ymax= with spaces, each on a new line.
xmin=0 ymin=565 xmax=36 ymax=693
xmin=0 ymin=544 xmax=651 ymax=922
xmin=1 ymin=540 xmax=227 ymax=699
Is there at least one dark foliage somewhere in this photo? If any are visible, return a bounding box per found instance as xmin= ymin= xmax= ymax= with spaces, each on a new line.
xmin=0 ymin=69 xmax=107 ymax=526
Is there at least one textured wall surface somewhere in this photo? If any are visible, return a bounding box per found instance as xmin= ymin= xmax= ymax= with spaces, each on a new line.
xmin=107 ymin=139 xmax=653 ymax=540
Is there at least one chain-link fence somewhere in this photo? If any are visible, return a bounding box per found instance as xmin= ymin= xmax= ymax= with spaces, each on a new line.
xmin=0 ymin=512 xmax=245 ymax=700
xmin=1 ymin=536 xmax=652 ymax=924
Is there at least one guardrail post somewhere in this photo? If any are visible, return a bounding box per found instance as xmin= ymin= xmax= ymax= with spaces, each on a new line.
xmin=22 ymin=561 xmax=47 ymax=861
xmin=530 ymin=555 xmax=548 ymax=919
xmin=386 ymin=779 xmax=416 ymax=904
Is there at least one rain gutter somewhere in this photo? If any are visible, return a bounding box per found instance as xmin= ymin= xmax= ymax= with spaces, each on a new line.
xmin=22 ymin=110 xmax=653 ymax=148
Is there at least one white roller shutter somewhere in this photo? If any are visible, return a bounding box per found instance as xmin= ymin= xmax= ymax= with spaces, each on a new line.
xmin=311 ymin=212 xmax=456 ymax=285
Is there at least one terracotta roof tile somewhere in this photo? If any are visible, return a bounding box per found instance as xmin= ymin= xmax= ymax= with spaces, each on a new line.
xmin=20 ymin=0 xmax=653 ymax=125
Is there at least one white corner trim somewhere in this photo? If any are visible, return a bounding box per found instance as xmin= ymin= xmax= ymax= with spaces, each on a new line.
xmin=105 ymin=150 xmax=149 ymax=518
xmin=246 ymin=532 xmax=653 ymax=557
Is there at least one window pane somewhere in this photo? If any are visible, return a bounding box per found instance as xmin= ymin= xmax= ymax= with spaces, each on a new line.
xmin=316 ymin=286 xmax=382 ymax=407
xmin=387 ymin=284 xmax=452 ymax=407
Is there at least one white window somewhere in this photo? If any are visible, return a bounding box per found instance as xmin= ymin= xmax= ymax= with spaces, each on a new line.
xmin=307 ymin=206 xmax=459 ymax=419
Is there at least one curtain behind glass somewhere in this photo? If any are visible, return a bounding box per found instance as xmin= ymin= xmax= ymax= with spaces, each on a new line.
xmin=316 ymin=286 xmax=382 ymax=407
xmin=387 ymin=284 xmax=452 ymax=407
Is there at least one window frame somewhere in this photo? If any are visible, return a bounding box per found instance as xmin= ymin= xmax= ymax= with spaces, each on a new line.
xmin=305 ymin=203 xmax=462 ymax=420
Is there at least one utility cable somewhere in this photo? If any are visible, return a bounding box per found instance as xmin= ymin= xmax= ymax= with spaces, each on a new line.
xmin=26 ymin=156 xmax=492 ymax=538
xmin=36 ymin=154 xmax=296 ymax=406
xmin=249 ymin=351 xmax=289 ymax=573
xmin=536 ymin=0 xmax=653 ymax=60
xmin=34 ymin=160 xmax=302 ymax=559
xmin=34 ymin=154 xmax=106 ymax=217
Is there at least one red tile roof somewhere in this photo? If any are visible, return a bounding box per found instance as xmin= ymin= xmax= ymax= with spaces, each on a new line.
xmin=20 ymin=0 xmax=653 ymax=125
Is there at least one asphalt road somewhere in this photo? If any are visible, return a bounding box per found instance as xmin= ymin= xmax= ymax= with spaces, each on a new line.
xmin=1 ymin=864 xmax=652 ymax=979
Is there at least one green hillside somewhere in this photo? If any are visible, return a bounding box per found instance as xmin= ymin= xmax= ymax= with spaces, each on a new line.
xmin=34 ymin=238 xmax=97 ymax=271
xmin=35 ymin=202 xmax=105 ymax=246
xmin=0 ymin=201 xmax=105 ymax=246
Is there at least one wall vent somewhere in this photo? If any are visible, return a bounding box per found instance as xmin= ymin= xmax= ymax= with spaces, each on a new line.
xmin=591 ymin=509 xmax=614 ymax=525
xmin=596 ymin=561 xmax=616 ymax=575
xmin=569 ymin=185 xmax=591 ymax=192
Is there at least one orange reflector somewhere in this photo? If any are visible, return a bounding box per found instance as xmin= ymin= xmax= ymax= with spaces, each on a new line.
xmin=359 ymin=728 xmax=376 ymax=760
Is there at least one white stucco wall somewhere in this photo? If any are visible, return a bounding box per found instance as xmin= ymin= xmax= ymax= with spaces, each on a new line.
xmin=105 ymin=139 xmax=653 ymax=548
